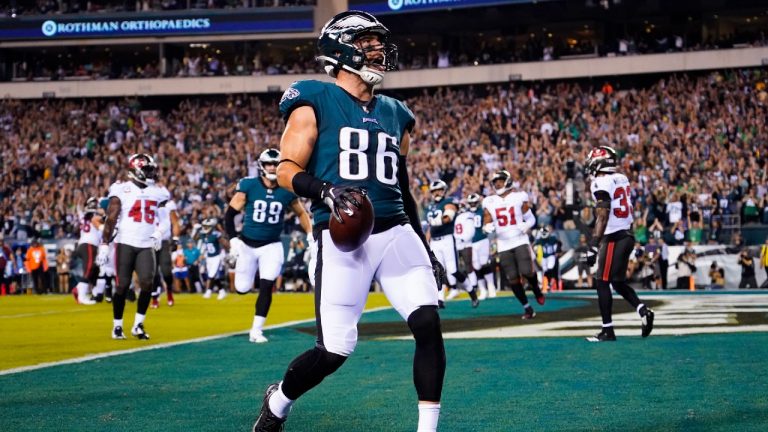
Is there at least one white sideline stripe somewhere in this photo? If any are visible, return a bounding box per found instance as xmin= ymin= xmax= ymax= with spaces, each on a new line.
xmin=658 ymin=308 xmax=768 ymax=313
xmin=0 ymin=309 xmax=91 ymax=319
xmin=438 ymin=324 xmax=768 ymax=339
xmin=0 ymin=306 xmax=393 ymax=377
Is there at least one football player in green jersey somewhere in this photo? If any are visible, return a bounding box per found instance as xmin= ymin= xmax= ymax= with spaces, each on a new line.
xmin=252 ymin=11 xmax=446 ymax=432
xmin=225 ymin=148 xmax=312 ymax=343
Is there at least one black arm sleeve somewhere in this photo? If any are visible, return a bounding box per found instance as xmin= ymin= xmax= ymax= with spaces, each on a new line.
xmin=594 ymin=190 xmax=612 ymax=208
xmin=398 ymin=155 xmax=430 ymax=252
xmin=224 ymin=206 xmax=239 ymax=240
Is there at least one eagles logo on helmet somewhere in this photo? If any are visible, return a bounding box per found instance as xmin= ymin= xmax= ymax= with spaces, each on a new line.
xmin=127 ymin=153 xmax=158 ymax=187
xmin=466 ymin=193 xmax=481 ymax=211
xmin=585 ymin=146 xmax=619 ymax=176
xmin=491 ymin=170 xmax=514 ymax=195
xmin=258 ymin=148 xmax=281 ymax=182
xmin=201 ymin=218 xmax=217 ymax=234
xmin=429 ymin=180 xmax=448 ymax=202
xmin=316 ymin=10 xmax=398 ymax=86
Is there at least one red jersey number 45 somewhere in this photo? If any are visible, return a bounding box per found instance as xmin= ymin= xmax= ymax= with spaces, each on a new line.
xmin=128 ymin=200 xmax=158 ymax=224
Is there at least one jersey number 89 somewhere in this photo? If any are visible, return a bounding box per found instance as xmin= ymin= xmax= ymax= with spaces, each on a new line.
xmin=253 ymin=200 xmax=282 ymax=224
xmin=339 ymin=127 xmax=398 ymax=185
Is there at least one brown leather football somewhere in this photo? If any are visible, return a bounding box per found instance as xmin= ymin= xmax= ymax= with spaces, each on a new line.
xmin=329 ymin=191 xmax=375 ymax=252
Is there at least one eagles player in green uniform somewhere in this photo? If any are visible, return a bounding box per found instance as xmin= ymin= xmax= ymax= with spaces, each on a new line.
xmin=252 ymin=11 xmax=447 ymax=432
xmin=533 ymin=226 xmax=563 ymax=292
xmin=467 ymin=193 xmax=496 ymax=298
xmin=225 ymin=148 xmax=312 ymax=343
xmin=425 ymin=180 xmax=465 ymax=306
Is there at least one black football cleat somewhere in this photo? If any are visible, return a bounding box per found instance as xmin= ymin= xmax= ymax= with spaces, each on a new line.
xmin=437 ymin=300 xmax=445 ymax=309
xmin=522 ymin=307 xmax=536 ymax=320
xmin=471 ymin=299 xmax=480 ymax=308
xmin=641 ymin=308 xmax=655 ymax=338
xmin=112 ymin=326 xmax=127 ymax=340
xmin=586 ymin=327 xmax=617 ymax=342
xmin=253 ymin=383 xmax=286 ymax=432
xmin=131 ymin=323 xmax=150 ymax=340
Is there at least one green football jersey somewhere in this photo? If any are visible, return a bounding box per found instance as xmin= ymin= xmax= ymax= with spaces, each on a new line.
xmin=203 ymin=231 xmax=223 ymax=257
xmin=279 ymin=80 xmax=415 ymax=227
xmin=471 ymin=207 xmax=487 ymax=243
xmin=535 ymin=236 xmax=562 ymax=258
xmin=237 ymin=176 xmax=297 ymax=242
xmin=426 ymin=198 xmax=457 ymax=238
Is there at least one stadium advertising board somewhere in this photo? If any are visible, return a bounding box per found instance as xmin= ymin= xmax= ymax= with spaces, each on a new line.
xmin=0 ymin=8 xmax=313 ymax=40
xmin=347 ymin=0 xmax=555 ymax=14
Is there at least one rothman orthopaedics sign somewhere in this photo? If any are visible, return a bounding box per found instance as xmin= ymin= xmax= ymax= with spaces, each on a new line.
xmin=0 ymin=9 xmax=313 ymax=40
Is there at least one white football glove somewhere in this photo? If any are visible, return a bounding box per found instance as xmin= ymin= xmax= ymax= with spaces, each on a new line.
xmin=96 ymin=244 xmax=110 ymax=266
xmin=150 ymin=230 xmax=163 ymax=251
xmin=229 ymin=237 xmax=244 ymax=259
xmin=428 ymin=215 xmax=443 ymax=227
xmin=482 ymin=223 xmax=495 ymax=234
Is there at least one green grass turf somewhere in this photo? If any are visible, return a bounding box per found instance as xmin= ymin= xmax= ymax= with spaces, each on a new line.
xmin=1 ymin=294 xmax=766 ymax=431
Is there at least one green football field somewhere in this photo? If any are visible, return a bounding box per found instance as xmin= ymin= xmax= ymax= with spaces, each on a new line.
xmin=1 ymin=291 xmax=767 ymax=431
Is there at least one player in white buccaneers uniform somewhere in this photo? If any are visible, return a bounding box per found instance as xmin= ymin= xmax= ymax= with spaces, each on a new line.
xmin=72 ymin=197 xmax=102 ymax=305
xmin=151 ymin=186 xmax=180 ymax=308
xmin=92 ymin=198 xmax=116 ymax=303
xmin=482 ymin=170 xmax=545 ymax=319
xmin=425 ymin=180 xmax=465 ymax=306
xmin=453 ymin=203 xmax=480 ymax=307
xmin=584 ymin=146 xmax=654 ymax=342
xmin=225 ymin=148 xmax=312 ymax=343
xmin=466 ymin=193 xmax=496 ymax=299
xmin=97 ymin=154 xmax=170 ymax=340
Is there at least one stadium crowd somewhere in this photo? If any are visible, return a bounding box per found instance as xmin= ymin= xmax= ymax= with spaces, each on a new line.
xmin=1 ymin=68 xmax=767 ymax=283
xmin=8 ymin=30 xmax=766 ymax=83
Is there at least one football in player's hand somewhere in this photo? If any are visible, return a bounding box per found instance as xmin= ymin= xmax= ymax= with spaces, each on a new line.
xmin=329 ymin=190 xmax=374 ymax=252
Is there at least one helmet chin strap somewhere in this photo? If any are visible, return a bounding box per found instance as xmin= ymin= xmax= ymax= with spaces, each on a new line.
xmin=263 ymin=173 xmax=277 ymax=181
xmin=320 ymin=57 xmax=384 ymax=86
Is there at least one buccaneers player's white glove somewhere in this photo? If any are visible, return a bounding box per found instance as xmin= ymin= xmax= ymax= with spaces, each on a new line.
xmin=482 ymin=223 xmax=495 ymax=234
xmin=96 ymin=244 xmax=110 ymax=266
xmin=229 ymin=237 xmax=245 ymax=260
xmin=150 ymin=230 xmax=163 ymax=251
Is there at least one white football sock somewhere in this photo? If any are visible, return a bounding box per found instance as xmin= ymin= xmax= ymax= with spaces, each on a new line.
xmin=134 ymin=313 xmax=146 ymax=327
xmin=93 ymin=279 xmax=106 ymax=296
xmin=113 ymin=319 xmax=123 ymax=328
xmin=417 ymin=402 xmax=440 ymax=432
xmin=268 ymin=382 xmax=294 ymax=419
xmin=252 ymin=315 xmax=266 ymax=332
xmin=485 ymin=274 xmax=496 ymax=296
xmin=76 ymin=282 xmax=89 ymax=298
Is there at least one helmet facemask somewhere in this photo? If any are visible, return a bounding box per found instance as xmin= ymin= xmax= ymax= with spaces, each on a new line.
xmin=128 ymin=154 xmax=158 ymax=187
xmin=491 ymin=170 xmax=513 ymax=196
xmin=466 ymin=193 xmax=481 ymax=211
